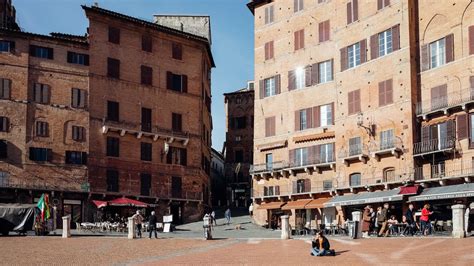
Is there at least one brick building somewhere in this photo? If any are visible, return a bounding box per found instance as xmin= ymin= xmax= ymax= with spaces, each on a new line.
xmin=0 ymin=0 xmax=19 ymax=30
xmin=0 ymin=3 xmax=213 ymax=226
xmin=248 ymin=0 xmax=474 ymax=230
xmin=210 ymin=147 xmax=225 ymax=207
xmin=224 ymin=82 xmax=254 ymax=207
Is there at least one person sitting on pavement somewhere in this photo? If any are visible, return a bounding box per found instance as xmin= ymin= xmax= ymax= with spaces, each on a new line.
xmin=310 ymin=231 xmax=335 ymax=257
xmin=387 ymin=215 xmax=399 ymax=236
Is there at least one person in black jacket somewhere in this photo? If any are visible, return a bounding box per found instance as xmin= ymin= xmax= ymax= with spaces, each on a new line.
xmin=148 ymin=211 xmax=158 ymax=239
xmin=311 ymin=232 xmax=335 ymax=256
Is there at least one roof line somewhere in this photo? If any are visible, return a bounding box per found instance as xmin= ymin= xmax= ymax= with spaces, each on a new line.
xmin=0 ymin=27 xmax=89 ymax=46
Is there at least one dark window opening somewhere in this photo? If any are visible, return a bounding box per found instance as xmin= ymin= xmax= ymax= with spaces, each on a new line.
xmin=140 ymin=173 xmax=151 ymax=196
xmin=0 ymin=117 xmax=9 ymax=132
xmin=141 ymin=107 xmax=152 ymax=132
xmin=141 ymin=65 xmax=153 ymax=85
xmin=72 ymin=126 xmax=85 ymax=142
xmin=107 ymin=58 xmax=120 ymax=79
xmin=171 ymin=176 xmax=182 ymax=198
xmin=107 ymin=101 xmax=119 ymax=122
xmin=29 ymin=45 xmax=53 ymax=59
xmin=106 ymin=170 xmax=119 ymax=192
xmin=172 ymin=43 xmax=182 ymax=60
xmin=108 ymin=26 xmax=120 ymax=44
xmin=141 ymin=142 xmax=152 ymax=161
xmin=35 ymin=121 xmax=49 ymax=137
xmin=29 ymin=147 xmax=52 ymax=162
xmin=106 ymin=137 xmax=120 ymax=157
xmin=67 ymin=51 xmax=89 ymax=66
xmin=142 ymin=35 xmax=152 ymax=52
xmin=65 ymin=151 xmax=87 ymax=165
xmin=172 ymin=113 xmax=182 ymax=132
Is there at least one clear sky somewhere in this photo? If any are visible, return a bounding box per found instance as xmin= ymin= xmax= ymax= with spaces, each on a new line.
xmin=13 ymin=0 xmax=254 ymax=153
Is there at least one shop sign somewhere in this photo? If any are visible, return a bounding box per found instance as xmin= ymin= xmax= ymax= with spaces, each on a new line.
xmin=413 ymin=191 xmax=474 ymax=201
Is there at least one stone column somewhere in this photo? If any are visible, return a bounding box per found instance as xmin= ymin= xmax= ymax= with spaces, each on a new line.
xmin=281 ymin=215 xmax=291 ymax=240
xmin=128 ymin=217 xmax=135 ymax=239
xmin=62 ymin=216 xmax=71 ymax=238
xmin=352 ymin=211 xmax=362 ymax=239
xmin=452 ymin=204 xmax=466 ymax=239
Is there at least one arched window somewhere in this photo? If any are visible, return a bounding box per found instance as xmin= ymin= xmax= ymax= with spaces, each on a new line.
xmin=349 ymin=173 xmax=361 ymax=187
xmin=383 ymin=167 xmax=395 ymax=182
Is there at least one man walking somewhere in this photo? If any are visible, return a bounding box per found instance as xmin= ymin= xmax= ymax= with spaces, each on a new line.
xmin=148 ymin=211 xmax=158 ymax=239
xmin=225 ymin=208 xmax=231 ymax=225
xmin=403 ymin=204 xmax=416 ymax=236
xmin=211 ymin=210 xmax=217 ymax=226
xmin=378 ymin=203 xmax=389 ymax=237
xmin=133 ymin=210 xmax=144 ymax=238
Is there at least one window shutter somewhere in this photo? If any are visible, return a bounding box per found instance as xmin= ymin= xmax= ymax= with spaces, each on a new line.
xmin=275 ymin=185 xmax=280 ymax=195
xmin=265 ymin=117 xmax=270 ymax=137
xmin=292 ymin=181 xmax=297 ymax=193
xmin=305 ymin=65 xmax=312 ymax=87
xmin=259 ymin=79 xmax=265 ymax=99
xmin=81 ymin=90 xmax=87 ymax=108
xmin=9 ymin=41 xmax=15 ymax=51
xmin=311 ymin=63 xmax=319 ymax=85
xmin=275 ymin=74 xmax=281 ymax=94
xmin=295 ymin=110 xmax=300 ymax=131
xmin=353 ymin=0 xmax=359 ymax=21
xmin=360 ymin=39 xmax=367 ymax=63
xmin=370 ymin=34 xmax=379 ymax=60
xmin=3 ymin=79 xmax=11 ymax=99
xmin=325 ymin=20 xmax=330 ymax=41
xmin=42 ymin=85 xmax=50 ymax=104
xmin=392 ymin=25 xmax=400 ymax=51
xmin=346 ymin=2 xmax=352 ymax=24
xmin=288 ymin=70 xmax=296 ymax=91
xmin=300 ymin=29 xmax=305 ymax=49
xmin=269 ymin=6 xmax=274 ymax=23
xmin=271 ymin=116 xmax=276 ymax=136
xmin=445 ymin=33 xmax=454 ymax=63
xmin=72 ymin=88 xmax=79 ymax=107
xmin=457 ymin=114 xmax=468 ymax=140
xmin=348 ymin=91 xmax=354 ymax=114
xmin=304 ymin=179 xmax=311 ymax=193
xmin=264 ymin=42 xmax=269 ymax=60
xmin=469 ymin=25 xmax=474 ymax=55
xmin=379 ymin=80 xmax=386 ymax=106
xmin=318 ymin=21 xmax=324 ymax=43
xmin=294 ymin=31 xmax=299 ymax=50
xmin=182 ymin=75 xmax=188 ymax=93
xmin=306 ymin=108 xmax=313 ymax=128
xmin=354 ymin=90 xmax=361 ymax=113
xmin=340 ymin=47 xmax=348 ymax=71
xmin=384 ymin=0 xmax=390 ymax=6
xmin=421 ymin=44 xmax=430 ymax=71
xmin=84 ymin=55 xmax=90 ymax=66
xmin=447 ymin=119 xmax=455 ymax=141
xmin=313 ymin=106 xmax=321 ymax=128
xmin=34 ymin=83 xmax=40 ymax=102
xmin=330 ymin=102 xmax=335 ymax=124
xmin=289 ymin=149 xmax=296 ymax=166
xmin=386 ymin=79 xmax=393 ymax=104
xmin=166 ymin=72 xmax=173 ymax=90
xmin=421 ymin=126 xmax=430 ymax=142
xmin=377 ymin=0 xmax=383 ymax=10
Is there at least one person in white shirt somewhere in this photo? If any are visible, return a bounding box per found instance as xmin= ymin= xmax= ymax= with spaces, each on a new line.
xmin=249 ymin=203 xmax=254 ymax=217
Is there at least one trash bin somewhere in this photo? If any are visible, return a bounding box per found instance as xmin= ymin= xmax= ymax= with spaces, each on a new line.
xmin=347 ymin=221 xmax=359 ymax=239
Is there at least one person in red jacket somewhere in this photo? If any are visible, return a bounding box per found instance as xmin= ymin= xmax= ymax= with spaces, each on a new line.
xmin=420 ymin=204 xmax=433 ymax=236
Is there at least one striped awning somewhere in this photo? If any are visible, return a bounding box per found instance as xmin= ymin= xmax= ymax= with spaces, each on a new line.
xmin=408 ymin=183 xmax=474 ymax=202
xmin=293 ymin=131 xmax=335 ymax=143
xmin=324 ymin=189 xmax=403 ymax=207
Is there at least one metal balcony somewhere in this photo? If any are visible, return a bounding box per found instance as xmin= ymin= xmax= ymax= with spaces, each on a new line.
xmin=370 ymin=138 xmax=403 ymax=161
xmin=415 ymin=87 xmax=474 ymax=120
xmin=413 ymin=137 xmax=455 ymax=157
xmin=414 ymin=160 xmax=474 ymax=184
xmin=338 ymin=143 xmax=369 ymax=166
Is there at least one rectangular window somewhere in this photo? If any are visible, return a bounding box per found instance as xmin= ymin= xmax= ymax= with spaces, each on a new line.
xmin=264 ymin=77 xmax=276 ymax=97
xmin=320 ymin=104 xmax=333 ymax=127
xmin=430 ymin=38 xmax=446 ymax=69
xmin=29 ymin=147 xmax=52 ymax=162
xmin=295 ymin=148 xmax=308 ymax=167
xmin=349 ymin=137 xmax=362 ymax=156
xmin=0 ymin=78 xmax=11 ymax=99
xmin=295 ymin=67 xmax=305 ymax=89
xmin=347 ymin=0 xmax=358 ymax=24
xmin=235 ymin=150 xmax=244 ymax=163
xmin=350 ymin=173 xmax=361 ymax=186
xmin=140 ymin=173 xmax=151 ymax=196
xmin=319 ymin=60 xmax=333 ymax=83
xmin=141 ymin=142 xmax=152 ymax=161
xmin=0 ymin=140 xmax=7 ymax=159
xmin=348 ymin=42 xmax=361 ymax=68
xmin=266 ymin=153 xmax=273 ymax=171
xmin=71 ymin=88 xmax=87 ymax=108
xmin=264 ymin=41 xmax=274 ymax=60
xmin=107 ymin=58 xmax=120 ymax=79
xmin=167 ymin=72 xmax=187 ymax=93
xmin=106 ymin=170 xmax=119 ymax=192
xmin=235 ymin=116 xmax=246 ymax=129
xmin=172 ymin=113 xmax=182 ymax=132
xmin=378 ymin=79 xmax=393 ymax=106
xmin=65 ymin=151 xmax=87 ymax=165
xmin=172 ymin=42 xmax=182 ymax=60
xmin=265 ymin=116 xmax=276 ymax=137
xmin=142 ymin=35 xmax=152 ymax=52
xmin=294 ymin=0 xmax=304 ymax=12
xmin=320 ymin=143 xmax=334 ymax=163
xmin=294 ymin=29 xmax=305 ymax=51
xmin=141 ymin=107 xmax=152 ymax=132
xmin=323 ymin=180 xmax=333 ymax=190
xmin=29 ymin=45 xmax=53 ymax=59
xmin=108 ymin=26 xmax=120 ymax=44
xmin=380 ymin=129 xmax=394 ymax=150
xmin=378 ymin=29 xmax=393 ymax=57
xmin=0 ymin=117 xmax=9 ymax=132
xmin=171 ymin=176 xmax=182 ymax=198
xmin=348 ymin=89 xmax=361 ymax=114
xmin=299 ymin=110 xmax=307 ymax=130
xmin=106 ymin=137 xmax=120 ymax=157
xmin=141 ymin=65 xmax=153 ymax=85
xmin=0 ymin=40 xmax=14 ymax=53
xmin=107 ymin=101 xmax=119 ymax=122
xmin=67 ymin=51 xmax=89 ymax=66
xmin=72 ymin=126 xmax=85 ymax=142
xmin=35 ymin=121 xmax=49 ymax=137
xmin=264 ymin=5 xmax=274 ymax=24
xmin=33 ymin=83 xmax=50 ymax=104
xmin=377 ymin=0 xmax=390 ymax=10
xmin=167 ymin=147 xmax=187 ymax=166
xmin=318 ymin=20 xmax=330 ymax=43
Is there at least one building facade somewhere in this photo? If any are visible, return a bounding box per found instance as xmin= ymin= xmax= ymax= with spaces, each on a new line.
xmin=248 ymin=0 xmax=474 ymax=230
xmin=210 ymin=147 xmax=225 ymax=207
xmin=0 ymin=3 xmax=213 ymax=226
xmin=224 ymin=83 xmax=254 ymax=207
xmin=0 ymin=0 xmax=19 ymax=30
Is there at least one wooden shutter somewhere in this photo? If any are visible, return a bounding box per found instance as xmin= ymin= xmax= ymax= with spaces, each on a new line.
xmin=370 ymin=34 xmax=379 ymax=60
xmin=182 ymin=75 xmax=188 ymax=93
xmin=29 ymin=45 xmax=36 ymax=57
xmin=67 ymin=51 xmax=74 ymax=63
xmin=172 ymin=43 xmax=182 ymax=60
xmin=72 ymin=88 xmax=79 ymax=107
xmin=325 ymin=20 xmax=330 ymax=41
xmin=384 ymin=0 xmax=390 ymax=6
xmin=289 ymin=149 xmax=296 ymax=166
xmin=300 ymin=29 xmax=305 ymax=49
xmin=304 ymin=179 xmax=311 ymax=193
xmin=275 ymin=185 xmax=280 ymax=195
xmin=346 ymin=2 xmax=352 ymax=24
xmin=319 ymin=21 xmax=324 ymax=42
xmin=84 ymin=54 xmax=90 ymax=66
xmin=348 ymin=91 xmax=354 ymax=114
xmin=305 ymin=65 xmax=312 ymax=87
xmin=385 ymin=79 xmax=393 ymax=104
xmin=379 ymin=81 xmax=386 ymax=106
xmin=457 ymin=114 xmax=468 ymax=140
xmin=42 ymin=85 xmax=50 ymax=104
xmin=259 ymin=79 xmax=265 ymax=99
xmin=313 ymin=106 xmax=321 ymax=128
xmin=142 ymin=35 xmax=152 ymax=52
xmin=294 ymin=0 xmax=298 ymax=12
xmin=469 ymin=25 xmax=474 ymax=55
xmin=421 ymin=44 xmax=430 ymax=71
xmin=295 ymin=110 xmax=301 ymax=131
xmin=330 ymin=102 xmax=335 ymax=124
xmin=292 ymin=181 xmax=297 ymax=194
xmin=447 ymin=120 xmax=455 ymax=141
xmin=294 ymin=31 xmax=299 ymax=50
xmin=265 ymin=117 xmax=270 ymax=137
xmin=166 ymin=71 xmax=173 ymax=90
xmin=288 ymin=70 xmax=296 ymax=91
xmin=392 ymin=24 xmax=400 ymax=51
xmin=340 ymin=47 xmax=348 ymax=71
xmin=353 ymin=0 xmax=358 ymax=21
xmin=311 ymin=63 xmax=319 ymax=85
xmin=2 ymin=79 xmax=11 ymax=99
xmin=269 ymin=6 xmax=274 ymax=23
xmin=360 ymin=39 xmax=367 ymax=63
xmin=354 ymin=89 xmax=361 ymax=112
xmin=264 ymin=42 xmax=269 ymax=60
xmin=377 ymin=0 xmax=383 ymax=10
xmin=306 ymin=108 xmax=313 ymax=128
xmin=445 ymin=33 xmax=454 ymax=63
xmin=275 ymin=75 xmax=281 ymax=94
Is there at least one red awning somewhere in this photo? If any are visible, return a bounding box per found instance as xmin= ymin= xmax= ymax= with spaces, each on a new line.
xmin=92 ymin=200 xmax=107 ymax=208
xmin=108 ymin=197 xmax=148 ymax=207
xmin=399 ymin=185 xmax=420 ymax=195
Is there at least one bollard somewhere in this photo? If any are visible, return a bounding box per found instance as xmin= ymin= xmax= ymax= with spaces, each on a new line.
xmin=62 ymin=216 xmax=71 ymax=238
xmin=128 ymin=217 xmax=135 ymax=239
xmin=281 ymin=215 xmax=291 ymax=240
xmin=351 ymin=211 xmax=362 ymax=239
xmin=451 ymin=204 xmax=466 ymax=238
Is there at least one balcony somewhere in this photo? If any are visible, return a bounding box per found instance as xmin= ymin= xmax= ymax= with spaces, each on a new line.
xmin=413 ymin=137 xmax=455 ymax=157
xmin=416 ymin=87 xmax=474 ymax=120
xmin=370 ymin=138 xmax=403 ymax=161
xmin=253 ymin=181 xmax=331 ymax=199
xmin=250 ymin=161 xmax=289 ymax=179
xmin=414 ymin=160 xmax=474 ymax=184
xmin=338 ymin=143 xmax=369 ymax=166
xmin=335 ymin=170 xmax=413 ymax=191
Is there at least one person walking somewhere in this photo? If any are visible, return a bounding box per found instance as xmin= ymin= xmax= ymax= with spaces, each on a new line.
xmin=148 ymin=211 xmax=158 ymax=239
xmin=378 ymin=203 xmax=389 ymax=237
xmin=249 ymin=203 xmax=254 ymax=217
xmin=420 ymin=204 xmax=433 ymax=236
xmin=133 ymin=210 xmax=144 ymax=238
xmin=211 ymin=210 xmax=217 ymax=226
xmin=362 ymin=205 xmax=371 ymax=238
xmin=225 ymin=208 xmax=231 ymax=225
xmin=402 ymin=203 xmax=416 ymax=236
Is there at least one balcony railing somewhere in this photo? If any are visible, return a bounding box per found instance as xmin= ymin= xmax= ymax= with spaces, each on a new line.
xmin=413 ymin=137 xmax=455 ymax=156
xmin=414 ymin=160 xmax=474 ymax=181
xmin=370 ymin=138 xmax=403 ymax=159
xmin=338 ymin=143 xmax=369 ymax=165
xmin=289 ymin=153 xmax=335 ymax=168
xmin=250 ymin=161 xmax=289 ymax=174
xmin=415 ymin=87 xmax=474 ymax=117
xmin=251 ymin=154 xmax=336 ymax=178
